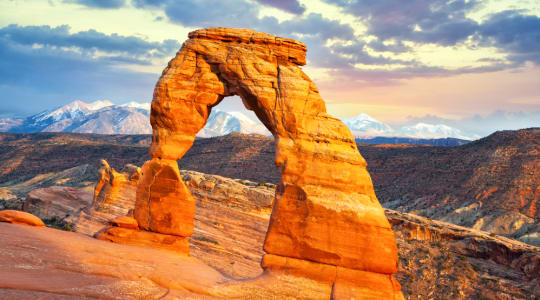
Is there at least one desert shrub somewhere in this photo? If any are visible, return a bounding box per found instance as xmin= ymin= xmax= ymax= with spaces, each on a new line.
xmin=193 ymin=236 xmax=219 ymax=245
xmin=62 ymin=223 xmax=75 ymax=232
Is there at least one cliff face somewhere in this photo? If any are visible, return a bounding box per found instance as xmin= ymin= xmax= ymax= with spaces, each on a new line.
xmin=5 ymin=165 xmax=538 ymax=299
xmin=361 ymin=129 xmax=540 ymax=245
xmin=387 ymin=210 xmax=539 ymax=299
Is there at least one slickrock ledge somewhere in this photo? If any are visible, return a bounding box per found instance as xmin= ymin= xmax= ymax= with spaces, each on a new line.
xmin=0 ymin=210 xmax=45 ymax=227
xmin=8 ymin=165 xmax=539 ymax=298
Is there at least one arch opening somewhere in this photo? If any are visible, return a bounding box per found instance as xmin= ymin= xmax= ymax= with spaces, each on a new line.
xmin=194 ymin=96 xmax=270 ymax=138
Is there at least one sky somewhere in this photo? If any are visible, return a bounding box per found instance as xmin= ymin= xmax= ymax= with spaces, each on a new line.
xmin=1 ymin=0 xmax=539 ymax=137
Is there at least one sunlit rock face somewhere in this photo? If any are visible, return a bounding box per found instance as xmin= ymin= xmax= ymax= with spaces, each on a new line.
xmin=134 ymin=27 xmax=403 ymax=298
xmin=0 ymin=210 xmax=45 ymax=227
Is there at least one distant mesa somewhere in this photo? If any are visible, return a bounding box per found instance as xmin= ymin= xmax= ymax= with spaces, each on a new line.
xmin=356 ymin=136 xmax=471 ymax=146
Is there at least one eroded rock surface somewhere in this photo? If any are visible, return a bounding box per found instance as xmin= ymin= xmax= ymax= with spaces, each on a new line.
xmin=66 ymin=160 xmax=274 ymax=279
xmin=387 ymin=209 xmax=540 ymax=299
xmin=0 ymin=210 xmax=45 ymax=227
xmin=76 ymin=161 xmax=139 ymax=235
xmin=134 ymin=158 xmax=195 ymax=238
xmin=23 ymin=186 xmax=92 ymax=222
xmin=133 ymin=27 xmax=401 ymax=297
xmin=3 ymin=171 xmax=539 ymax=299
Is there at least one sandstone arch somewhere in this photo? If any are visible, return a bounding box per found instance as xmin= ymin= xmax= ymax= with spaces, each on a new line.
xmin=134 ymin=28 xmax=403 ymax=298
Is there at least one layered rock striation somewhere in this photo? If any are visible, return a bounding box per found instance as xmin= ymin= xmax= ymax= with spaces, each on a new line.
xmin=132 ymin=27 xmax=402 ymax=298
xmin=76 ymin=160 xmax=140 ymax=235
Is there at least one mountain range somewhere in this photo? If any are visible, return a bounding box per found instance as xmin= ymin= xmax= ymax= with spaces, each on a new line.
xmin=342 ymin=113 xmax=479 ymax=140
xmin=0 ymin=100 xmax=479 ymax=140
xmin=1 ymin=100 xmax=152 ymax=134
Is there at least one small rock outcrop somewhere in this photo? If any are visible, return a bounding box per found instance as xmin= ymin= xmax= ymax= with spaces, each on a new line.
xmin=23 ymin=186 xmax=92 ymax=222
xmin=0 ymin=210 xmax=45 ymax=227
xmin=132 ymin=27 xmax=402 ymax=298
xmin=76 ymin=160 xmax=140 ymax=235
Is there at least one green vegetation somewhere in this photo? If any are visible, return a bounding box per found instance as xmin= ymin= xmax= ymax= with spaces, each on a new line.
xmin=192 ymin=236 xmax=219 ymax=245
xmin=43 ymin=216 xmax=75 ymax=232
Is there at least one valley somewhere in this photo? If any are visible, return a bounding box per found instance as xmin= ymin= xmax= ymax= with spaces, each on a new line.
xmin=1 ymin=129 xmax=538 ymax=246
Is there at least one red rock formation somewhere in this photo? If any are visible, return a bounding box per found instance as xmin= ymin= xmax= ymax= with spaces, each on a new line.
xmin=3 ymin=176 xmax=537 ymax=298
xmin=76 ymin=161 xmax=140 ymax=235
xmin=109 ymin=215 xmax=137 ymax=229
xmin=0 ymin=210 xmax=45 ymax=227
xmin=93 ymin=160 xmax=140 ymax=211
xmin=134 ymin=27 xmax=402 ymax=298
xmin=95 ymin=225 xmax=190 ymax=254
xmin=8 ymin=164 xmax=538 ymax=298
xmin=134 ymin=158 xmax=194 ymax=237
xmin=23 ymin=186 xmax=92 ymax=221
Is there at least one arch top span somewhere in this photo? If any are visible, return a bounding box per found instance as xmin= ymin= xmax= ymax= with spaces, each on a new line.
xmin=134 ymin=27 xmax=403 ymax=299
xmin=188 ymin=27 xmax=307 ymax=66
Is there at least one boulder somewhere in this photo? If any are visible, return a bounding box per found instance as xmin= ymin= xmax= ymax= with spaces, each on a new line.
xmin=134 ymin=158 xmax=195 ymax=237
xmin=0 ymin=210 xmax=45 ymax=227
xmin=23 ymin=186 xmax=92 ymax=221
xmin=110 ymin=216 xmax=138 ymax=230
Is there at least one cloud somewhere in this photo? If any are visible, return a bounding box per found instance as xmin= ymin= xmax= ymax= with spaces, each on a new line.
xmin=324 ymin=0 xmax=480 ymax=46
xmin=477 ymin=10 xmax=540 ymax=65
xmin=134 ymin=0 xmax=260 ymax=27
xmin=260 ymin=13 xmax=354 ymax=41
xmin=322 ymin=1 xmax=540 ymax=66
xmin=367 ymin=40 xmax=411 ymax=53
xmin=134 ymin=0 xmax=305 ymax=15
xmin=254 ymin=0 xmax=305 ymax=15
xmin=132 ymin=0 xmax=359 ymax=69
xmin=130 ymin=0 xmax=540 ymax=83
xmin=3 ymin=0 xmax=539 ymax=119
xmin=0 ymin=24 xmax=173 ymax=116
xmin=63 ymin=0 xmax=126 ymax=8
xmin=0 ymin=24 xmax=179 ymax=59
xmin=132 ymin=0 xmax=352 ymax=41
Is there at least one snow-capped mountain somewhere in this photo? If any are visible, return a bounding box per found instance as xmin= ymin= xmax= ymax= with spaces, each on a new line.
xmin=341 ymin=113 xmax=394 ymax=137
xmin=340 ymin=113 xmax=477 ymax=140
xmin=396 ymin=123 xmax=478 ymax=140
xmin=120 ymin=102 xmax=151 ymax=111
xmin=18 ymin=100 xmax=112 ymax=132
xmin=0 ymin=101 xmax=478 ymax=140
xmin=0 ymin=100 xmax=270 ymax=136
xmin=198 ymin=109 xmax=270 ymax=137
xmin=2 ymin=100 xmax=152 ymax=134
xmin=33 ymin=100 xmax=113 ymax=123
